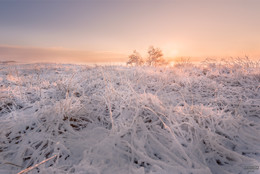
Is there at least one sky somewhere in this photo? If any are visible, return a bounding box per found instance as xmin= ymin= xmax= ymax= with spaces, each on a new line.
xmin=0 ymin=0 xmax=259 ymax=63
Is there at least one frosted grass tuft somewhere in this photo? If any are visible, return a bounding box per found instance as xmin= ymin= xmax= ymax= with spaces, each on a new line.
xmin=0 ymin=61 xmax=259 ymax=174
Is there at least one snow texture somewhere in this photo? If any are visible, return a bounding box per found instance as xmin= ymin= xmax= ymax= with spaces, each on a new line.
xmin=0 ymin=60 xmax=259 ymax=174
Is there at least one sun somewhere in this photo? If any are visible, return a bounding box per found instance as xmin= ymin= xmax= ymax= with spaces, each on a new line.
xmin=166 ymin=49 xmax=179 ymax=58
xmin=162 ymin=43 xmax=180 ymax=59
xmin=163 ymin=48 xmax=179 ymax=66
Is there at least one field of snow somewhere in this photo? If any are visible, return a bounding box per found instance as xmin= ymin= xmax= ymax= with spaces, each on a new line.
xmin=0 ymin=60 xmax=259 ymax=174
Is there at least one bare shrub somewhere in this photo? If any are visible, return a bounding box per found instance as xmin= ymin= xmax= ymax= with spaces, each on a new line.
xmin=146 ymin=46 xmax=169 ymax=66
xmin=126 ymin=50 xmax=144 ymax=66
xmin=174 ymin=57 xmax=193 ymax=68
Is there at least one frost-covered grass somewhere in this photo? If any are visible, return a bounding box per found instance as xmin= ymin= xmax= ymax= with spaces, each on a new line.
xmin=0 ymin=61 xmax=259 ymax=174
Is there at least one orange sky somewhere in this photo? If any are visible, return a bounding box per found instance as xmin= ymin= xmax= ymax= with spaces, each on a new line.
xmin=0 ymin=0 xmax=259 ymax=63
xmin=0 ymin=45 xmax=126 ymax=63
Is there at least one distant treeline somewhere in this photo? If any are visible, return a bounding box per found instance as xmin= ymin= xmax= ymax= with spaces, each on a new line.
xmin=0 ymin=61 xmax=16 ymax=64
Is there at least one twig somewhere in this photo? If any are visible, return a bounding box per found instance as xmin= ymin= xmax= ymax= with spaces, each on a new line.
xmin=3 ymin=162 xmax=22 ymax=168
xmin=17 ymin=155 xmax=57 ymax=174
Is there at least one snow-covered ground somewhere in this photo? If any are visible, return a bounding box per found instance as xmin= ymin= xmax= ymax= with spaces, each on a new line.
xmin=0 ymin=61 xmax=259 ymax=174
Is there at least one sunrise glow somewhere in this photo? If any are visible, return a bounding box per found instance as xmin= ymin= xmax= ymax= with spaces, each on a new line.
xmin=0 ymin=0 xmax=259 ymax=63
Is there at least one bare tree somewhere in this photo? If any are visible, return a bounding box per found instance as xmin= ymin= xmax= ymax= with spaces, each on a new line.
xmin=126 ymin=50 xmax=144 ymax=66
xmin=146 ymin=46 xmax=168 ymax=66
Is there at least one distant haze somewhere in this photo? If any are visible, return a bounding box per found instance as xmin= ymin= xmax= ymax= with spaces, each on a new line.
xmin=0 ymin=45 xmax=127 ymax=64
xmin=0 ymin=0 xmax=259 ymax=63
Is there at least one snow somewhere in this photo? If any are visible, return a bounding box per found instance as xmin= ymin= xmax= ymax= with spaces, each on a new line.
xmin=0 ymin=61 xmax=259 ymax=174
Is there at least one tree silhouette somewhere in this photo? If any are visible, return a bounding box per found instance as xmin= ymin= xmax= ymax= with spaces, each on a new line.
xmin=146 ymin=46 xmax=168 ymax=66
xmin=127 ymin=46 xmax=169 ymax=67
xmin=126 ymin=50 xmax=144 ymax=66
